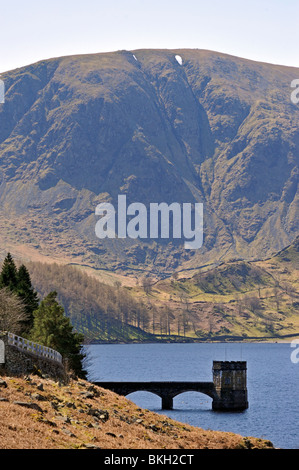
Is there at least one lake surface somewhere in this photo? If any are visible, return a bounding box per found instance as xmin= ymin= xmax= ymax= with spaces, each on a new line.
xmin=85 ymin=342 xmax=299 ymax=449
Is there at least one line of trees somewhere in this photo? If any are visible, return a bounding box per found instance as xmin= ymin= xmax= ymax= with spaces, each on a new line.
xmin=0 ymin=253 xmax=86 ymax=378
xmin=26 ymin=261 xmax=151 ymax=341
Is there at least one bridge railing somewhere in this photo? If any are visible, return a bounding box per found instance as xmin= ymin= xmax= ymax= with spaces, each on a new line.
xmin=7 ymin=332 xmax=62 ymax=364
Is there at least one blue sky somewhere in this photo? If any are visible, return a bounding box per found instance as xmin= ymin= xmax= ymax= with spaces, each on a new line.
xmin=1 ymin=0 xmax=299 ymax=73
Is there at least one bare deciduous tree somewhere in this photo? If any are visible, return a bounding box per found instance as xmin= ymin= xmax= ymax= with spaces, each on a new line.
xmin=244 ymin=295 xmax=263 ymax=315
xmin=0 ymin=288 xmax=29 ymax=335
xmin=141 ymin=277 xmax=153 ymax=295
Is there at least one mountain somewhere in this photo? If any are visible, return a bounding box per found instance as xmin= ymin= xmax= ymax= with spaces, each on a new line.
xmin=0 ymin=49 xmax=298 ymax=275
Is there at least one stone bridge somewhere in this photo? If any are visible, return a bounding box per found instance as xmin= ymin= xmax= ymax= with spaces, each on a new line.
xmin=94 ymin=381 xmax=216 ymax=410
xmin=94 ymin=361 xmax=249 ymax=411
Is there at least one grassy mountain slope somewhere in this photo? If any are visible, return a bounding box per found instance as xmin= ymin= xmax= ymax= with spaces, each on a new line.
xmin=9 ymin=235 xmax=296 ymax=344
xmin=128 ymin=235 xmax=299 ymax=341
xmin=0 ymin=49 xmax=298 ymax=276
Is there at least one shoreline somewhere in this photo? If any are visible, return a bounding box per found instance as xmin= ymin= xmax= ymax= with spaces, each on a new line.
xmin=87 ymin=335 xmax=299 ymax=345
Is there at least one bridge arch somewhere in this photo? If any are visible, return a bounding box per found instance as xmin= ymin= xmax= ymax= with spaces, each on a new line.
xmin=170 ymin=388 xmax=215 ymax=400
xmin=172 ymin=391 xmax=213 ymax=410
xmin=126 ymin=390 xmax=164 ymax=409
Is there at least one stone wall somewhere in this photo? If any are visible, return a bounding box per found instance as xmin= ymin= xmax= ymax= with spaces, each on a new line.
xmin=0 ymin=332 xmax=67 ymax=382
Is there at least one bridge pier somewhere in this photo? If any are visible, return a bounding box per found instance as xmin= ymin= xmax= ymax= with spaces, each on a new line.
xmin=161 ymin=394 xmax=173 ymax=410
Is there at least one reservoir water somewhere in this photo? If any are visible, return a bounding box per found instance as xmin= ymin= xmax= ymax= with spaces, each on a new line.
xmin=85 ymin=342 xmax=299 ymax=449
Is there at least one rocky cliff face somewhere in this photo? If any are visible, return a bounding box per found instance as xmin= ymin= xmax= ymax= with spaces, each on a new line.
xmin=0 ymin=49 xmax=298 ymax=275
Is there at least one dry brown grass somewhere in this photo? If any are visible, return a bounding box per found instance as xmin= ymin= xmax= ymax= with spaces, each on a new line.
xmin=0 ymin=374 xmax=274 ymax=450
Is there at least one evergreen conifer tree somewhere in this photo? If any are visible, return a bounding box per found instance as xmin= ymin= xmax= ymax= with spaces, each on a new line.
xmin=16 ymin=264 xmax=39 ymax=333
xmin=0 ymin=253 xmax=18 ymax=291
xmin=30 ymin=291 xmax=86 ymax=378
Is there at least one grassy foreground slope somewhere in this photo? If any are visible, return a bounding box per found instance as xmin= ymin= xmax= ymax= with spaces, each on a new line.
xmin=0 ymin=374 xmax=273 ymax=449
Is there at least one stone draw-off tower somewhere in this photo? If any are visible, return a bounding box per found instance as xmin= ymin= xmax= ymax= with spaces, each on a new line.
xmin=212 ymin=361 xmax=248 ymax=411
